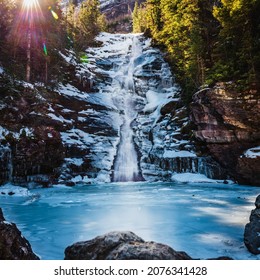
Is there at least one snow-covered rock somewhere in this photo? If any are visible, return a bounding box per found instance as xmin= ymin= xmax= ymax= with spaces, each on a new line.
xmin=0 ymin=32 xmax=225 ymax=186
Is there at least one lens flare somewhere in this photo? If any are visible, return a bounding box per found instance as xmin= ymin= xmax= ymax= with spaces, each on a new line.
xmin=80 ymin=54 xmax=89 ymax=63
xmin=49 ymin=6 xmax=59 ymax=20
xmin=23 ymin=0 xmax=38 ymax=9
xmin=43 ymin=43 xmax=48 ymax=56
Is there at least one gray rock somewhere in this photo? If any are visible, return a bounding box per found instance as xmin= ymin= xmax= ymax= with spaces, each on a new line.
xmin=64 ymin=231 xmax=192 ymax=260
xmin=0 ymin=208 xmax=4 ymax=221
xmin=255 ymin=195 xmax=260 ymax=209
xmin=0 ymin=208 xmax=39 ymax=260
xmin=105 ymin=241 xmax=192 ymax=260
xmin=244 ymin=195 xmax=260 ymax=254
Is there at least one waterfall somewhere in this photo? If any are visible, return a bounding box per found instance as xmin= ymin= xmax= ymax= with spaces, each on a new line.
xmin=112 ymin=36 xmax=143 ymax=182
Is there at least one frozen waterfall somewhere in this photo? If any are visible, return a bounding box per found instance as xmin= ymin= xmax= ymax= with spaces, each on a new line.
xmin=78 ymin=32 xmax=224 ymax=184
xmin=112 ymin=36 xmax=143 ymax=182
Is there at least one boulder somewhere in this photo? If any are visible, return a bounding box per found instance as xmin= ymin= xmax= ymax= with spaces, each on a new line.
xmin=0 ymin=208 xmax=39 ymax=260
xmin=64 ymin=231 xmax=192 ymax=260
xmin=244 ymin=195 xmax=260 ymax=254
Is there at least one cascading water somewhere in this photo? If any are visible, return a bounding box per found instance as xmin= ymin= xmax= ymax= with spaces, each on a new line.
xmin=112 ymin=36 xmax=143 ymax=182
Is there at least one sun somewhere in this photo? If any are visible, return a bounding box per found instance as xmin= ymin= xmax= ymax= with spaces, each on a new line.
xmin=23 ymin=0 xmax=39 ymax=9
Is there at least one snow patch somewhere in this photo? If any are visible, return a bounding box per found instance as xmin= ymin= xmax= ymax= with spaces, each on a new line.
xmin=2 ymin=221 xmax=12 ymax=225
xmin=47 ymin=113 xmax=72 ymax=124
xmin=0 ymin=126 xmax=34 ymax=139
xmin=171 ymin=173 xmax=220 ymax=183
xmin=163 ymin=150 xmax=196 ymax=158
xmin=59 ymin=50 xmax=77 ymax=66
xmin=242 ymin=146 xmax=260 ymax=158
xmin=65 ymin=158 xmax=84 ymax=166
xmin=61 ymin=129 xmax=95 ymax=147
xmin=0 ymin=184 xmax=30 ymax=196
xmin=58 ymin=84 xmax=89 ymax=100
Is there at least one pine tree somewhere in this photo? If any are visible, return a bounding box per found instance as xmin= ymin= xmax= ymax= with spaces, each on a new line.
xmin=212 ymin=0 xmax=259 ymax=85
xmin=0 ymin=0 xmax=17 ymax=68
xmin=66 ymin=0 xmax=106 ymax=51
xmin=132 ymin=2 xmax=141 ymax=33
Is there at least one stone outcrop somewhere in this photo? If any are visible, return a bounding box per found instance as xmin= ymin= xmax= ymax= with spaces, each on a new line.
xmin=64 ymin=231 xmax=192 ymax=260
xmin=244 ymin=195 xmax=260 ymax=254
xmin=100 ymin=0 xmax=145 ymax=33
xmin=0 ymin=208 xmax=39 ymax=260
xmin=190 ymin=83 xmax=260 ymax=185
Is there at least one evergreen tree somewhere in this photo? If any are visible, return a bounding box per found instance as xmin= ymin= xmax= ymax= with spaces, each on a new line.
xmin=132 ymin=1 xmax=141 ymax=33
xmin=66 ymin=0 xmax=106 ymax=51
xmin=133 ymin=0 xmax=260 ymax=99
xmin=212 ymin=0 xmax=259 ymax=85
xmin=0 ymin=0 xmax=18 ymax=68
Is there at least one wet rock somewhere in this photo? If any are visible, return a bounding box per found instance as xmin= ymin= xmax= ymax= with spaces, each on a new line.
xmin=0 ymin=208 xmax=39 ymax=260
xmin=244 ymin=195 xmax=260 ymax=254
xmin=64 ymin=231 xmax=192 ymax=260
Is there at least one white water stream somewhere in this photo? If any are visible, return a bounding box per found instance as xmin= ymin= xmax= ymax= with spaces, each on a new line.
xmin=112 ymin=36 xmax=143 ymax=182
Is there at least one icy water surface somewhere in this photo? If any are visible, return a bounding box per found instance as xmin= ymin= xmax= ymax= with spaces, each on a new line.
xmin=0 ymin=182 xmax=259 ymax=260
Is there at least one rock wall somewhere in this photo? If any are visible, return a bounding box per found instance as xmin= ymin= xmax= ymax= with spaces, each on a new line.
xmin=190 ymin=83 xmax=260 ymax=185
xmin=0 ymin=208 xmax=39 ymax=260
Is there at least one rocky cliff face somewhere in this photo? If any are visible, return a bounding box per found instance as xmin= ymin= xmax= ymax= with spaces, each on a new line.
xmin=190 ymin=83 xmax=260 ymax=185
xmin=100 ymin=0 xmax=145 ymax=32
xmin=1 ymin=34 xmax=258 ymax=187
xmin=0 ymin=33 xmax=225 ymax=187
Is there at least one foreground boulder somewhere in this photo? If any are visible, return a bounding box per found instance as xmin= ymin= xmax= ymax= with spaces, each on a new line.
xmin=244 ymin=195 xmax=260 ymax=254
xmin=0 ymin=208 xmax=39 ymax=260
xmin=65 ymin=231 xmax=192 ymax=260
